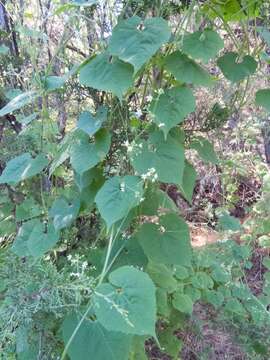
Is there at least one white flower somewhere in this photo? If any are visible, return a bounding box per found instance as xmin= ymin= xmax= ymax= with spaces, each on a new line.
xmin=120 ymin=182 xmax=126 ymax=192
xmin=82 ymin=261 xmax=88 ymax=271
xmin=70 ymin=272 xmax=80 ymax=278
xmin=141 ymin=167 xmax=158 ymax=183
xmin=159 ymin=226 xmax=166 ymax=233
xmin=135 ymin=109 xmax=142 ymax=117
xmin=158 ymin=123 xmax=165 ymax=128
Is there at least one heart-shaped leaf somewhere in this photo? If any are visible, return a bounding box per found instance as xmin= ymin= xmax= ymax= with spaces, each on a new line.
xmin=130 ymin=134 xmax=185 ymax=185
xmin=108 ymin=16 xmax=171 ymax=72
xmin=190 ymin=136 xmax=219 ymax=164
xmin=136 ymin=213 xmax=192 ymax=266
xmin=165 ymin=51 xmax=213 ymax=86
xmin=77 ymin=106 xmax=107 ymax=136
xmin=12 ymin=220 xmax=59 ymax=258
xmin=79 ymin=53 xmax=133 ymax=99
xmin=106 ymin=235 xmax=148 ymax=271
xmin=74 ymin=167 xmax=103 ymax=192
xmin=70 ymin=129 xmax=111 ymax=174
xmin=0 ymin=153 xmax=48 ymax=185
xmin=16 ymin=198 xmax=43 ymax=221
xmin=94 ymin=266 xmax=156 ymax=336
xmin=255 ymin=89 xmax=270 ymax=112
xmin=62 ymin=313 xmax=132 ymax=360
xmin=149 ymin=86 xmax=195 ymax=138
xmin=49 ymin=197 xmax=80 ymax=231
xmin=182 ymin=29 xmax=224 ymax=63
xmin=217 ymin=52 xmax=257 ymax=82
xmin=95 ymin=175 xmax=143 ymax=228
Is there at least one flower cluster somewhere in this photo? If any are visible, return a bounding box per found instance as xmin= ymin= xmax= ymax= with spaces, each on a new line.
xmin=141 ymin=167 xmax=158 ymax=183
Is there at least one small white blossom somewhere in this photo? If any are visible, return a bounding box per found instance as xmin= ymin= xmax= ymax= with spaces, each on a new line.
xmin=120 ymin=182 xmax=126 ymax=192
xmin=159 ymin=226 xmax=166 ymax=233
xmin=157 ymin=88 xmax=164 ymax=95
xmin=135 ymin=109 xmax=142 ymax=117
xmin=70 ymin=272 xmax=80 ymax=278
xmin=82 ymin=261 xmax=88 ymax=270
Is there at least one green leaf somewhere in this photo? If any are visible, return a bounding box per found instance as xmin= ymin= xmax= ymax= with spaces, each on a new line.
xmin=49 ymin=130 xmax=78 ymax=176
xmin=12 ymin=220 xmax=59 ymax=258
xmin=0 ymin=91 xmax=38 ymax=117
xmin=179 ymin=161 xmax=197 ymax=203
xmin=156 ymin=288 xmax=171 ymax=317
xmin=182 ymin=29 xmax=223 ymax=63
xmin=165 ymin=51 xmax=213 ymax=86
xmin=147 ymin=262 xmax=178 ymax=294
xmin=80 ymin=176 xmax=105 ymax=211
xmin=211 ymin=267 xmax=231 ymax=283
xmin=11 ymin=220 xmax=37 ymax=257
xmin=108 ymin=16 xmax=171 ymax=73
xmin=74 ymin=167 xmax=103 ymax=192
xmin=159 ymin=327 xmax=182 ymax=359
xmin=62 ymin=313 xmax=132 ymax=360
xmin=16 ymin=198 xmax=43 ymax=221
xmin=70 ymin=129 xmax=111 ymax=174
xmin=259 ymin=27 xmax=270 ymax=46
xmin=149 ymin=86 xmax=195 ymax=138
xmin=109 ymin=236 xmax=148 ymax=270
xmin=203 ymin=290 xmax=224 ymax=308
xmin=129 ymin=336 xmax=148 ymax=360
xmin=43 ymin=76 xmax=66 ymax=91
xmin=131 ymin=135 xmax=185 ymax=186
xmin=49 ymin=197 xmax=80 ymax=231
xmin=217 ymin=52 xmax=257 ymax=82
xmin=255 ymin=89 xmax=270 ymax=112
xmin=94 ymin=266 xmax=156 ymax=336
xmin=263 ymin=257 xmax=270 ymax=270
xmin=0 ymin=44 xmax=9 ymax=55
xmin=224 ymin=298 xmax=246 ymax=315
xmin=172 ymin=293 xmax=193 ymax=314
xmin=0 ymin=153 xmax=48 ymax=185
xmin=136 ymin=213 xmax=191 ymax=266
xmin=174 ymin=265 xmax=189 ymax=280
xmin=218 ymin=213 xmax=241 ymax=231
xmin=190 ymin=136 xmax=219 ymax=164
xmin=95 ymin=175 xmax=143 ymax=228
xmin=203 ymin=0 xmax=260 ymax=21
xmin=0 ymin=219 xmax=16 ymax=237
xmin=69 ymin=0 xmax=97 ymax=6
xmin=191 ymin=272 xmax=214 ymax=290
xmin=184 ymin=286 xmax=201 ymax=302
xmin=140 ymin=187 xmax=177 ymax=216
xmin=77 ymin=106 xmax=107 ymax=136
xmin=79 ymin=53 xmax=133 ymax=99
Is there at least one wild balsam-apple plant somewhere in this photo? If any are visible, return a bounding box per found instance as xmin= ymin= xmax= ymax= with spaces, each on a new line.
xmin=1 ymin=1 xmax=270 ymax=358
